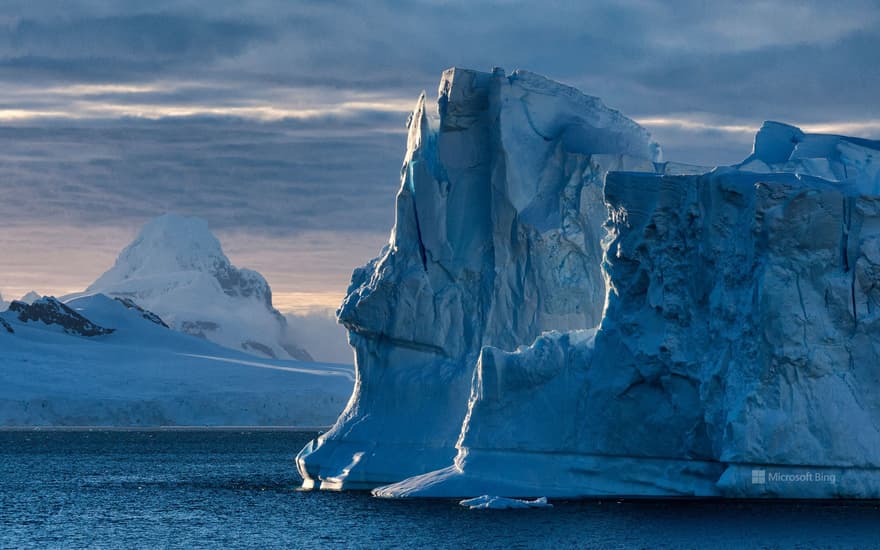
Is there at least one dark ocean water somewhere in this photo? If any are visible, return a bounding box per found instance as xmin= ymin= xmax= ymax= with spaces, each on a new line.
xmin=1 ymin=430 xmax=879 ymax=549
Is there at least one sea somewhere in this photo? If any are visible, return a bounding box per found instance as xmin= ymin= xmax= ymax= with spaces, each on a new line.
xmin=1 ymin=430 xmax=878 ymax=549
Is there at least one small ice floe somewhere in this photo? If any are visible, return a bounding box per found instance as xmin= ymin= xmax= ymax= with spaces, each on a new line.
xmin=459 ymin=495 xmax=552 ymax=510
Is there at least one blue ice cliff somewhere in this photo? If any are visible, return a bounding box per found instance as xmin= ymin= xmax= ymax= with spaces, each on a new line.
xmin=297 ymin=67 xmax=880 ymax=498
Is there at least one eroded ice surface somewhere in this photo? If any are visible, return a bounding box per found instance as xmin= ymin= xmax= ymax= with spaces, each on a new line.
xmin=296 ymin=67 xmax=694 ymax=490
xmin=299 ymin=67 xmax=880 ymax=498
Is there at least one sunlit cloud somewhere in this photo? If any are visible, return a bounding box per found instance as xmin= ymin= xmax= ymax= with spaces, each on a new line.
xmin=637 ymin=117 xmax=759 ymax=135
xmin=0 ymin=109 xmax=74 ymax=121
xmin=799 ymin=120 xmax=880 ymax=136
xmin=638 ymin=117 xmax=880 ymax=140
xmin=274 ymin=292 xmax=348 ymax=314
xmin=45 ymin=83 xmax=169 ymax=96
xmin=0 ymin=79 xmax=417 ymax=122
xmin=66 ymin=99 xmax=414 ymax=121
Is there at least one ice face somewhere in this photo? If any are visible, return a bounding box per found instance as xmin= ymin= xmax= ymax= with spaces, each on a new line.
xmin=377 ymin=153 xmax=880 ymax=500
xmin=300 ymin=66 xmax=880 ymax=499
xmin=297 ymin=67 xmax=674 ymax=490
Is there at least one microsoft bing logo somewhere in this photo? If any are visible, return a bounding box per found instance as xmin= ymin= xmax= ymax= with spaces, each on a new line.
xmin=751 ymin=469 xmax=766 ymax=484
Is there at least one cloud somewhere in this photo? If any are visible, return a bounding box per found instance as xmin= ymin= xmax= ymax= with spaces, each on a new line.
xmin=0 ymin=13 xmax=272 ymax=82
xmin=0 ymin=1 xmax=874 ymax=137
xmin=1 ymin=0 xmax=879 ymax=317
xmin=622 ymin=29 xmax=880 ymax=124
xmin=641 ymin=122 xmax=757 ymax=168
xmin=0 ymin=115 xmax=407 ymax=234
xmin=0 ymin=1 xmax=875 ymax=119
xmin=284 ymin=310 xmax=353 ymax=365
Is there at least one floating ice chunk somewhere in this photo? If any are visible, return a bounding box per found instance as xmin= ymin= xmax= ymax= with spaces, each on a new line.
xmin=459 ymin=495 xmax=552 ymax=510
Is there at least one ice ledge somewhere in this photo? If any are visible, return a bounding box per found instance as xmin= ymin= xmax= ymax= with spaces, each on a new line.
xmin=373 ymin=452 xmax=880 ymax=499
xmin=373 ymin=453 xmax=725 ymax=499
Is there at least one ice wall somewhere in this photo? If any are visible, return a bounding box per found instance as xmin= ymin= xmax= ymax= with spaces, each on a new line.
xmin=297 ymin=67 xmax=672 ymax=489
xmin=378 ymin=139 xmax=880 ymax=499
xmin=301 ymin=66 xmax=880 ymax=498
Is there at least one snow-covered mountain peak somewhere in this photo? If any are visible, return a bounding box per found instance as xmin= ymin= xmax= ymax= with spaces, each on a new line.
xmin=92 ymin=213 xmax=227 ymax=283
xmin=83 ymin=213 xmax=312 ymax=361
xmin=18 ymin=291 xmax=42 ymax=305
xmin=90 ymin=214 xmax=276 ymax=307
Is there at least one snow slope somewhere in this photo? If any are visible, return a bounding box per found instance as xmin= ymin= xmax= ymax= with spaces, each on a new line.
xmin=81 ymin=213 xmax=312 ymax=361
xmin=300 ymin=67 xmax=880 ymax=499
xmin=0 ymin=294 xmax=353 ymax=426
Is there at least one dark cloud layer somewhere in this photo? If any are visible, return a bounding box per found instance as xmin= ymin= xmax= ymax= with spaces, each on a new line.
xmin=0 ymin=115 xmax=405 ymax=235
xmin=0 ymin=1 xmax=876 ymax=121
xmin=0 ymin=12 xmax=271 ymax=82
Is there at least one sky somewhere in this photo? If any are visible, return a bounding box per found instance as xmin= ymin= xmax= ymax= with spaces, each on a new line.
xmin=1 ymin=1 xmax=879 ymax=346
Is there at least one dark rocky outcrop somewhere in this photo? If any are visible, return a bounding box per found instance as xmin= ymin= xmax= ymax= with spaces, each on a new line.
xmin=281 ymin=342 xmax=314 ymax=362
xmin=8 ymin=297 xmax=114 ymax=337
xmin=113 ymin=297 xmax=169 ymax=328
xmin=179 ymin=320 xmax=219 ymax=339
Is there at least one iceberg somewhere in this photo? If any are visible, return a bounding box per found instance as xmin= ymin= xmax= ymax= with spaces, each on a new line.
xmin=297 ymin=67 xmax=698 ymax=490
xmin=299 ymin=66 xmax=880 ymax=499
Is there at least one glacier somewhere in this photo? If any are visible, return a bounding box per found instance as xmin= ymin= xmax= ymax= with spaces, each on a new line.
xmin=298 ymin=67 xmax=880 ymax=499
xmin=0 ymin=293 xmax=353 ymax=427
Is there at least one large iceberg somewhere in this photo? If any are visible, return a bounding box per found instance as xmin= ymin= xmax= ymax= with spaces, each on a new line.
xmin=297 ymin=67 xmax=695 ymax=490
xmin=299 ymin=67 xmax=880 ymax=498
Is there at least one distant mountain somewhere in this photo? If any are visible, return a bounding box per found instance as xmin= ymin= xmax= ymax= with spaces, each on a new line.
xmin=79 ymin=214 xmax=312 ymax=361
xmin=18 ymin=291 xmax=41 ymax=305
